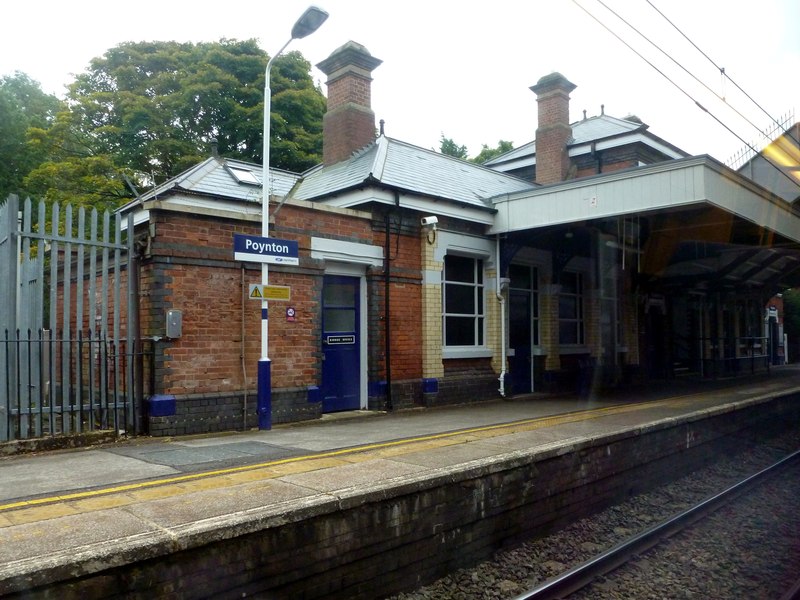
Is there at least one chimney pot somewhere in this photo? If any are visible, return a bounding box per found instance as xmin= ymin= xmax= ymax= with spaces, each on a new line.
xmin=317 ymin=41 xmax=383 ymax=165
xmin=531 ymin=72 xmax=576 ymax=185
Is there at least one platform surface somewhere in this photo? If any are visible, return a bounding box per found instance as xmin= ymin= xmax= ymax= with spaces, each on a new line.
xmin=1 ymin=367 xmax=799 ymax=589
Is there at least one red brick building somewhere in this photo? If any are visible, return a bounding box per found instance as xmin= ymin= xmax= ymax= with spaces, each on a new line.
xmin=121 ymin=41 xmax=800 ymax=435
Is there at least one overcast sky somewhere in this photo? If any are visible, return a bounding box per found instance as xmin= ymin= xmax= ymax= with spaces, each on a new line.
xmin=3 ymin=0 xmax=798 ymax=164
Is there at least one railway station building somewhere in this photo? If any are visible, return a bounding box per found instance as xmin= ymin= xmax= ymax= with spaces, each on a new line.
xmin=120 ymin=41 xmax=800 ymax=435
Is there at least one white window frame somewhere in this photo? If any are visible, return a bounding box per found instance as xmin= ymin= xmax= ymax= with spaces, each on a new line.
xmin=442 ymin=253 xmax=489 ymax=358
xmin=559 ymin=270 xmax=586 ymax=347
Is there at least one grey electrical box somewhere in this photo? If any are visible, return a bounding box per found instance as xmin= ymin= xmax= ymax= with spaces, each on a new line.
xmin=166 ymin=309 xmax=182 ymax=338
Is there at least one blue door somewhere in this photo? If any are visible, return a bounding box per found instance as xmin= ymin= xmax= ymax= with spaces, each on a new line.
xmin=321 ymin=275 xmax=360 ymax=412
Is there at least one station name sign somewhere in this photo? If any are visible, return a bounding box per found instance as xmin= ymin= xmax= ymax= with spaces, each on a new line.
xmin=234 ymin=234 xmax=299 ymax=265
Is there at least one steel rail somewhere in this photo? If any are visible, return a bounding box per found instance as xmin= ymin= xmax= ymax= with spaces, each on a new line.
xmin=513 ymin=448 xmax=800 ymax=600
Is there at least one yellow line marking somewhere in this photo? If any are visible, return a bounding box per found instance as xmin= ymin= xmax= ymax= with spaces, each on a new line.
xmin=0 ymin=396 xmax=698 ymax=514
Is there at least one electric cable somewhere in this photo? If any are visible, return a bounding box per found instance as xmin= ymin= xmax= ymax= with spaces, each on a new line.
xmin=645 ymin=0 xmax=799 ymax=147
xmin=571 ymin=0 xmax=799 ymax=191
xmin=595 ymin=0 xmax=771 ymax=144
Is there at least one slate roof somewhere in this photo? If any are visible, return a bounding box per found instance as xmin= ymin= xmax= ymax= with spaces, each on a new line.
xmin=294 ymin=135 xmax=536 ymax=209
xmin=484 ymin=114 xmax=687 ymax=168
xmin=118 ymin=157 xmax=301 ymax=213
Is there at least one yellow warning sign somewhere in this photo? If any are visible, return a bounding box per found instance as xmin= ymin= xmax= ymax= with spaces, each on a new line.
xmin=249 ymin=284 xmax=291 ymax=301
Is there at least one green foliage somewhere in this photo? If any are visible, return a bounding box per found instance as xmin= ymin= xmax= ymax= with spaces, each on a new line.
xmin=1 ymin=40 xmax=325 ymax=211
xmin=65 ymin=40 xmax=324 ymax=182
xmin=23 ymin=156 xmax=129 ymax=215
xmin=471 ymin=140 xmax=514 ymax=164
xmin=0 ymin=73 xmax=63 ymax=200
xmin=439 ymin=134 xmax=468 ymax=160
xmin=437 ymin=136 xmax=514 ymax=164
xmin=269 ymin=52 xmax=327 ymax=172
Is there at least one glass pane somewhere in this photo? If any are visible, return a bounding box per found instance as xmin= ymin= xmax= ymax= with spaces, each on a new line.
xmin=560 ymin=296 xmax=577 ymax=319
xmin=324 ymin=308 xmax=355 ymax=333
xmin=509 ymin=264 xmax=531 ymax=289
xmin=444 ymin=255 xmax=475 ymax=283
xmin=445 ymin=316 xmax=475 ymax=346
xmin=445 ymin=283 xmax=475 ymax=314
xmin=559 ymin=322 xmax=578 ymax=345
xmin=560 ymin=272 xmax=578 ymax=294
xmin=323 ymin=283 xmax=355 ymax=307
xmin=509 ymin=293 xmax=530 ymax=347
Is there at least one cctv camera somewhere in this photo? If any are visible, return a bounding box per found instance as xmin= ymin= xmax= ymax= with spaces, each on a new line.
xmin=421 ymin=216 xmax=438 ymax=227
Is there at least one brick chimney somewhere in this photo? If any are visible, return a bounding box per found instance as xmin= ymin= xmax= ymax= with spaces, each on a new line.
xmin=530 ymin=73 xmax=576 ymax=184
xmin=317 ymin=41 xmax=383 ymax=165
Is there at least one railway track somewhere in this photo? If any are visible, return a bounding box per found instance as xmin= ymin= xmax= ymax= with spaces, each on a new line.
xmin=389 ymin=425 xmax=800 ymax=600
xmin=514 ymin=448 xmax=800 ymax=600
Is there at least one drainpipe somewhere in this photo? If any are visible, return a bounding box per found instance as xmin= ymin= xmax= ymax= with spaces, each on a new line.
xmin=384 ymin=205 xmax=394 ymax=411
xmin=496 ymin=235 xmax=507 ymax=397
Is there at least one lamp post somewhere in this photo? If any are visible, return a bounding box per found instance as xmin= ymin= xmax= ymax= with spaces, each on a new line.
xmin=259 ymin=6 xmax=328 ymax=430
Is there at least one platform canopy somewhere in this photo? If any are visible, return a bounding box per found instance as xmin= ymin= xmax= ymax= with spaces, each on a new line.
xmin=491 ymin=156 xmax=800 ymax=296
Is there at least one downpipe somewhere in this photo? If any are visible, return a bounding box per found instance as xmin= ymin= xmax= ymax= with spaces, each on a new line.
xmin=496 ymin=235 xmax=507 ymax=397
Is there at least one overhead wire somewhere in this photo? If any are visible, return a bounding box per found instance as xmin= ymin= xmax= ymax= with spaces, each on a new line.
xmin=595 ymin=0 xmax=771 ymax=144
xmin=645 ymin=0 xmax=799 ymax=147
xmin=570 ymin=0 xmax=799 ymax=191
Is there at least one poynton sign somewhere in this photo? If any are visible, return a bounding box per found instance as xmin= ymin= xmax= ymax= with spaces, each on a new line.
xmin=233 ymin=234 xmax=299 ymax=265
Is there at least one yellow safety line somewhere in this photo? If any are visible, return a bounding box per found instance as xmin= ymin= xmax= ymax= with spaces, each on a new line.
xmin=0 ymin=397 xmax=691 ymax=513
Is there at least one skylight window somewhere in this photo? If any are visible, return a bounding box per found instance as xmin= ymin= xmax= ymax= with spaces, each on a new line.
xmin=228 ymin=166 xmax=262 ymax=186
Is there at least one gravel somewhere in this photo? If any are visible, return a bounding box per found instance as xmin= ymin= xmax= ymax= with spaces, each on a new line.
xmin=387 ymin=426 xmax=800 ymax=600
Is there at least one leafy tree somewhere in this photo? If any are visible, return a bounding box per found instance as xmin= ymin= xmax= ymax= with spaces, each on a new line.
xmin=269 ymin=51 xmax=327 ymax=172
xmin=0 ymin=73 xmax=62 ymax=200
xmin=23 ymin=157 xmax=130 ymax=215
xmin=64 ymin=40 xmax=324 ymax=184
xmin=439 ymin=134 xmax=468 ymax=160
xmin=471 ymin=140 xmax=514 ymax=164
xmin=23 ymin=99 xmax=134 ymax=210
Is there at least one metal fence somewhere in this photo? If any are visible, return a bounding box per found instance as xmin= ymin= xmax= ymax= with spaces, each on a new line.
xmin=0 ymin=194 xmax=146 ymax=441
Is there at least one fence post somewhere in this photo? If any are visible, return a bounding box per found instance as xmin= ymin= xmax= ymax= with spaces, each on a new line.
xmin=126 ymin=212 xmax=141 ymax=434
xmin=0 ymin=195 xmax=20 ymax=442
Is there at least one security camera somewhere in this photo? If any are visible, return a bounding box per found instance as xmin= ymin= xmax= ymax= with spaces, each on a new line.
xmin=421 ymin=216 xmax=438 ymax=228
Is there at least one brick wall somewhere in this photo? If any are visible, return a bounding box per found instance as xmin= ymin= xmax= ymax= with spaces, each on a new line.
xmin=437 ymin=358 xmax=498 ymax=406
xmin=136 ymin=199 xmax=432 ymax=433
xmin=531 ymin=73 xmax=576 ymax=185
xmin=317 ymin=41 xmax=382 ymax=165
xmin=421 ymin=233 xmax=444 ymax=379
xmin=18 ymin=392 xmax=798 ymax=599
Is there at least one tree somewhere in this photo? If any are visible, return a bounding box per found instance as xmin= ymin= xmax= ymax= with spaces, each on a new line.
xmin=471 ymin=140 xmax=514 ymax=165
xmin=64 ymin=40 xmax=325 ymax=184
xmin=439 ymin=134 xmax=468 ymax=160
xmin=23 ymin=155 xmax=129 ymax=215
xmin=0 ymin=73 xmax=63 ymax=200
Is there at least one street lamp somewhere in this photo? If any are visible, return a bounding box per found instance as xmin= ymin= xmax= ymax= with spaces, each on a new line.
xmin=259 ymin=5 xmax=328 ymax=430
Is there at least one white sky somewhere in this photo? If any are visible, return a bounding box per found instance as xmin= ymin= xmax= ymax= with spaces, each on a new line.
xmin=3 ymin=0 xmax=798 ymax=164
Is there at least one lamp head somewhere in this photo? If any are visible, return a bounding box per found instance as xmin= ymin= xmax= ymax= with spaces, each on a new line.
xmin=291 ymin=6 xmax=329 ymax=39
